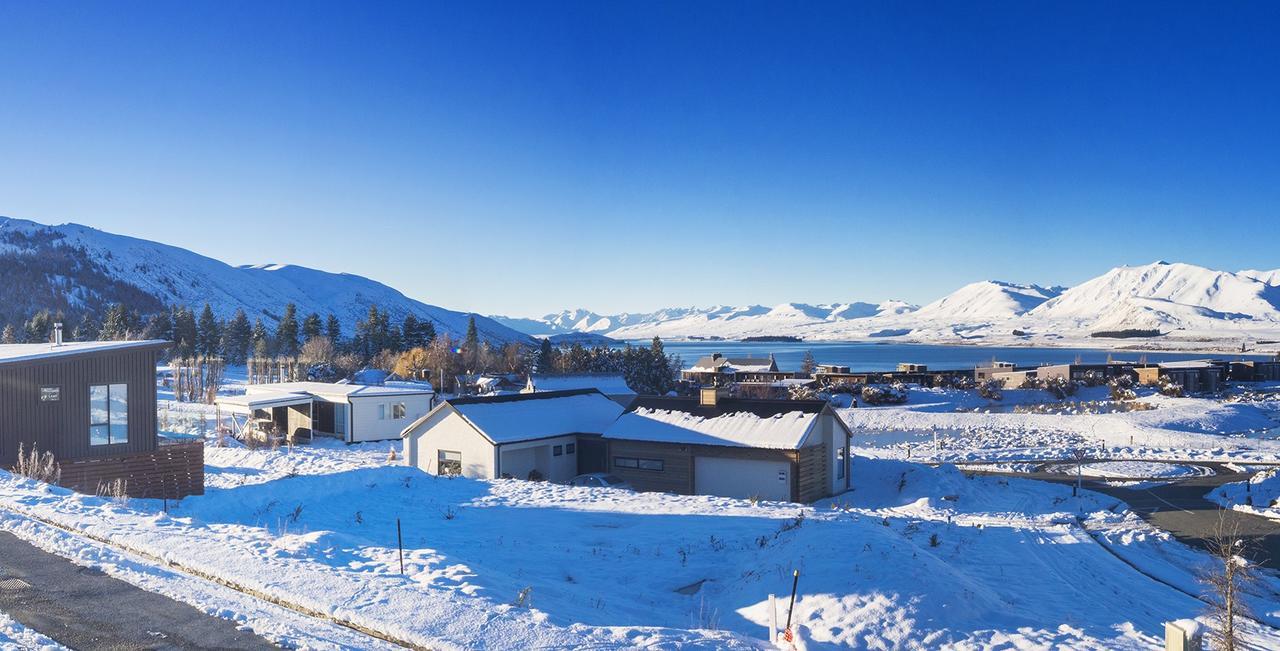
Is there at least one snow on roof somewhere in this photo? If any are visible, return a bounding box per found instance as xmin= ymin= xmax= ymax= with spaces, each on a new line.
xmin=448 ymin=390 xmax=624 ymax=444
xmin=216 ymin=392 xmax=314 ymax=411
xmin=1157 ymin=360 xmax=1219 ymax=370
xmin=687 ymin=355 xmax=779 ymax=374
xmin=603 ymin=407 xmax=818 ymax=450
xmin=0 ymin=340 xmax=169 ymax=365
xmin=530 ymin=374 xmax=634 ymax=395
xmin=245 ymin=381 xmax=432 ymax=398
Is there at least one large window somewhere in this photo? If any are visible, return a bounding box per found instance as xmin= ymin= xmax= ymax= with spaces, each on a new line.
xmin=89 ymin=384 xmax=128 ymax=445
xmin=614 ymin=456 xmax=663 ymax=472
xmin=392 ymin=402 xmax=407 ymax=419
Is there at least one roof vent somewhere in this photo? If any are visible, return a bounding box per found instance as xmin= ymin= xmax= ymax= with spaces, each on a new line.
xmin=52 ymin=322 xmax=63 ymax=347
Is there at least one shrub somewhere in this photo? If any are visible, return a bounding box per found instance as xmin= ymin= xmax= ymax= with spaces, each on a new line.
xmin=11 ymin=443 xmax=60 ymax=484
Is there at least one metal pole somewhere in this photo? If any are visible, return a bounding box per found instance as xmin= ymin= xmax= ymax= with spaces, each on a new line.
xmin=768 ymin=593 xmax=777 ymax=642
xmin=784 ymin=569 xmax=800 ymax=640
xmin=397 ymin=518 xmax=405 ymax=574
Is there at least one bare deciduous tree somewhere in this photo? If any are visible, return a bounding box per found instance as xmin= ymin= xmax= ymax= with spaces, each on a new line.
xmin=1200 ymin=514 xmax=1257 ymax=651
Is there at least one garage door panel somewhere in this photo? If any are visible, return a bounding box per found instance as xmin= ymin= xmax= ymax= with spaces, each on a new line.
xmin=694 ymin=456 xmax=790 ymax=501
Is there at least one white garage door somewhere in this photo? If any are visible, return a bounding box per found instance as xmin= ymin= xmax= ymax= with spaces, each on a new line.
xmin=694 ymin=457 xmax=791 ymax=502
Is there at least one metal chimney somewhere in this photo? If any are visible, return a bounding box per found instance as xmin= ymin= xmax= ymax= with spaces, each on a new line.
xmin=53 ymin=322 xmax=63 ymax=346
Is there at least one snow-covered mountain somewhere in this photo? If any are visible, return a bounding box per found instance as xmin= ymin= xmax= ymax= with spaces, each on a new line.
xmin=1025 ymin=262 xmax=1280 ymax=332
xmin=0 ymin=216 xmax=531 ymax=343
xmin=504 ymin=262 xmax=1280 ymax=347
xmin=913 ymin=281 xmax=1063 ymax=321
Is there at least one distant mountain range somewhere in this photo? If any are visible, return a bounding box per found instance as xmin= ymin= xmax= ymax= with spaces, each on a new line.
xmin=494 ymin=262 xmax=1280 ymax=347
xmin=0 ymin=216 xmax=530 ymax=344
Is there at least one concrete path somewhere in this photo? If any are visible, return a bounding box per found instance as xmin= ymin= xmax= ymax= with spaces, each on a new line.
xmin=0 ymin=530 xmax=275 ymax=650
xmin=964 ymin=461 xmax=1280 ymax=570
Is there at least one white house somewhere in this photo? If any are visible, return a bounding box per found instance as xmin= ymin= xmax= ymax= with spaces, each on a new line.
xmin=219 ymin=381 xmax=435 ymax=444
xmin=401 ymin=389 xmax=624 ymax=482
xmin=600 ymin=389 xmax=852 ymax=502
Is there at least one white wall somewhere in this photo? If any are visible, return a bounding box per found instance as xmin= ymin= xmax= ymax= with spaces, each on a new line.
xmin=694 ymin=456 xmax=791 ymax=501
xmin=350 ymin=394 xmax=434 ymax=443
xmin=498 ymin=435 xmax=579 ymax=482
xmin=404 ymin=408 xmax=498 ymax=479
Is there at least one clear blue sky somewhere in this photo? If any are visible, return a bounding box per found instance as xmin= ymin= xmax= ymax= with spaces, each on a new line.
xmin=1 ymin=2 xmax=1277 ymax=317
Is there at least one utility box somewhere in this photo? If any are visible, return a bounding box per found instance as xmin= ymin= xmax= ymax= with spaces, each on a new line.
xmin=1165 ymin=620 xmax=1202 ymax=651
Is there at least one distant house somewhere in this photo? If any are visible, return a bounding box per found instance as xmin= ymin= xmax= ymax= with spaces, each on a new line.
xmin=682 ymin=353 xmax=794 ymax=386
xmin=600 ymin=389 xmax=851 ymax=502
xmin=990 ymin=369 xmax=1037 ymax=389
xmin=1229 ymin=360 xmax=1280 ymax=382
xmin=0 ymin=335 xmax=203 ymax=499
xmin=1136 ymin=361 xmax=1225 ymax=393
xmin=218 ymin=381 xmax=435 ymax=443
xmin=1037 ymin=362 xmax=1136 ymax=383
xmin=523 ymin=373 xmax=637 ymax=406
xmin=401 ymin=389 xmax=624 ymax=482
xmin=974 ymin=361 xmax=1017 ymax=382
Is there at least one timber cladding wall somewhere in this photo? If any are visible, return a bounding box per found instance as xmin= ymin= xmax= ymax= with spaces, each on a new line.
xmin=59 ymin=441 xmax=204 ymax=499
xmin=0 ymin=344 xmax=165 ymax=466
xmin=607 ymin=439 xmax=831 ymax=502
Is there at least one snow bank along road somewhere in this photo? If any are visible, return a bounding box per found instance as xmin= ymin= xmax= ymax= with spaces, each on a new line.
xmin=0 ymin=529 xmax=272 ymax=650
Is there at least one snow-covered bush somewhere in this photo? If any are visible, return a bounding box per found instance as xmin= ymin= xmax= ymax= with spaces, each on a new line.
xmin=976 ymin=379 xmax=1003 ymax=401
xmin=1158 ymin=377 xmax=1184 ymax=397
xmin=1040 ymin=376 xmax=1079 ymax=400
xmin=788 ymin=384 xmax=818 ymax=400
xmin=861 ymin=383 xmax=908 ymax=405
xmin=1108 ymin=376 xmax=1136 ymax=401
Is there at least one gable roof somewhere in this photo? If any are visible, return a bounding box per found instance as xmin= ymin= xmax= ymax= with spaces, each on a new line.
xmin=603 ymin=396 xmax=833 ymax=450
xmin=687 ymin=354 xmax=779 ymax=373
xmin=245 ymin=381 xmax=433 ymax=399
xmin=528 ymin=373 xmax=634 ymax=395
xmin=436 ymin=389 xmax=625 ymax=444
xmin=0 ymin=340 xmax=170 ymax=366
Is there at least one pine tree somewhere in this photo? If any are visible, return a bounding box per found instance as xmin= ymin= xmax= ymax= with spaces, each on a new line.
xmin=325 ymin=313 xmax=342 ymax=344
xmin=276 ymin=303 xmax=300 ymax=358
xmin=72 ymin=315 xmax=100 ymax=341
xmin=98 ymin=305 xmax=131 ymax=341
xmin=800 ymin=350 xmax=817 ymax=376
xmin=251 ymin=317 xmax=271 ymax=358
xmin=142 ymin=310 xmax=173 ymax=342
xmin=172 ymin=306 xmax=198 ymax=358
xmin=1 ymin=324 xmax=18 ymax=344
xmin=223 ymin=308 xmax=252 ymax=364
xmin=302 ymin=312 xmax=322 ymax=342
xmin=197 ymin=304 xmax=221 ymax=357
xmin=421 ymin=319 xmax=436 ymax=346
xmin=463 ymin=316 xmax=481 ymax=371
xmin=536 ymin=338 xmax=554 ymax=372
xmin=402 ymin=314 xmax=424 ymax=349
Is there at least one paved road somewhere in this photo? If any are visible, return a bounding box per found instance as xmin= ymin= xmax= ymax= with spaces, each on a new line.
xmin=0 ymin=530 xmax=276 ymax=650
xmin=966 ymin=461 xmax=1280 ymax=570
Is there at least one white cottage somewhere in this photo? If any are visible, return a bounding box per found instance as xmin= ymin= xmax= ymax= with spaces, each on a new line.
xmin=220 ymin=381 xmax=435 ymax=444
xmin=401 ymin=389 xmax=624 ymax=482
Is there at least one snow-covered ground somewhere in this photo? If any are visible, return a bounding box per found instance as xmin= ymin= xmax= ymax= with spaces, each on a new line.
xmin=1042 ymin=461 xmax=1210 ymax=479
xmin=0 ymin=612 xmax=62 ymax=651
xmin=3 ymin=426 xmax=1280 ymax=648
xmin=1209 ymin=468 xmax=1280 ymax=522
xmin=841 ymin=385 xmax=1280 ymax=464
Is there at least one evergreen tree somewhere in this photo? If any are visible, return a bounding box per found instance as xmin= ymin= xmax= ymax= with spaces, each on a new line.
xmin=421 ymin=319 xmax=436 ymax=346
xmin=302 ymin=312 xmax=322 ymax=342
xmin=325 ymin=313 xmax=342 ymax=344
xmin=98 ymin=305 xmax=133 ymax=341
xmin=251 ymin=317 xmax=271 ymax=358
xmin=197 ymin=303 xmax=221 ymax=357
xmin=536 ymin=338 xmax=554 ymax=372
xmin=172 ymin=306 xmax=198 ymax=358
xmin=276 ymin=303 xmax=300 ymax=358
xmin=463 ymin=315 xmax=480 ymax=369
xmin=800 ymin=350 xmax=817 ymax=376
xmin=72 ymin=314 xmax=100 ymax=341
xmin=142 ymin=310 xmax=173 ymax=342
xmin=222 ymin=308 xmax=252 ymax=363
xmin=1 ymin=324 xmax=18 ymax=344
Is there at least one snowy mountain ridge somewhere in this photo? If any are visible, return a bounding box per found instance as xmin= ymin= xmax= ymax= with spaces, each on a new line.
xmin=503 ymin=262 xmax=1280 ymax=346
xmin=0 ymin=216 xmax=531 ymax=343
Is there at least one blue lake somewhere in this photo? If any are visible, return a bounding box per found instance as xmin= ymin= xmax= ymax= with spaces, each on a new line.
xmin=627 ymin=340 xmax=1271 ymax=372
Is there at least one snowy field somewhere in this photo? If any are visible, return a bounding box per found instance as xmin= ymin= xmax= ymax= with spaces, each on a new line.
xmin=1 ymin=380 xmax=1279 ymax=648
xmin=841 ymin=385 xmax=1280 ymax=465
xmin=3 ymin=434 xmax=1280 ymax=648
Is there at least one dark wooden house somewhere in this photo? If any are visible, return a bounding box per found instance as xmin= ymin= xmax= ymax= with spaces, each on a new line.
xmin=0 ymin=338 xmax=203 ymax=499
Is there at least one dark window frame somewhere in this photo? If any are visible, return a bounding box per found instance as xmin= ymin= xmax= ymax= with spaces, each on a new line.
xmin=613 ymin=456 xmax=664 ymax=472
xmin=553 ymin=445 xmax=564 ymax=456
xmin=566 ymin=443 xmax=576 ymax=454
xmin=89 ymin=382 xmax=129 ymax=446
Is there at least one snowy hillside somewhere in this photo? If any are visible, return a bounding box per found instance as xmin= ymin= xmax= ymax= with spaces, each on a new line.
xmin=0 ymin=216 xmax=530 ymax=343
xmin=505 ymin=261 xmax=1280 ymax=350
xmin=1026 ymin=262 xmax=1280 ymax=332
xmin=912 ymin=280 xmax=1062 ymax=321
